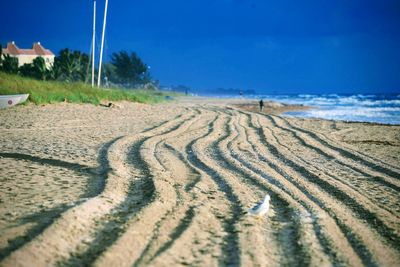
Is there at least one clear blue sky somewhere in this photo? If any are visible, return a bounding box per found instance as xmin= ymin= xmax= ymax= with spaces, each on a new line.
xmin=1 ymin=0 xmax=400 ymax=94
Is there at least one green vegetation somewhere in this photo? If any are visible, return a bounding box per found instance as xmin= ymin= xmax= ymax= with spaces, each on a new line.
xmin=19 ymin=57 xmax=50 ymax=80
xmin=1 ymin=45 xmax=151 ymax=88
xmin=0 ymin=72 xmax=177 ymax=105
xmin=109 ymin=51 xmax=150 ymax=86
xmin=51 ymin=48 xmax=90 ymax=82
xmin=0 ymin=55 xmax=19 ymax=74
xmin=0 ymin=44 xmax=173 ymax=105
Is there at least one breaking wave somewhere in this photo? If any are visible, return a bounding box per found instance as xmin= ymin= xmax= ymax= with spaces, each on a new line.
xmin=269 ymin=94 xmax=400 ymax=124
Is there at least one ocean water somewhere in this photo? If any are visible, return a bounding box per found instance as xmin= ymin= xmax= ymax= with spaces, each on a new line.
xmin=263 ymin=94 xmax=400 ymax=125
xmin=199 ymin=92 xmax=400 ymax=125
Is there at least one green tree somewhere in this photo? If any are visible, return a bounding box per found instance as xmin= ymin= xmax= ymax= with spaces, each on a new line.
xmin=19 ymin=63 xmax=35 ymax=78
xmin=52 ymin=49 xmax=90 ymax=82
xmin=19 ymin=57 xmax=49 ymax=80
xmin=48 ymin=60 xmax=63 ymax=80
xmin=103 ymin=63 xmax=116 ymax=83
xmin=32 ymin=57 xmax=48 ymax=80
xmin=110 ymin=51 xmax=149 ymax=85
xmin=0 ymin=55 xmax=19 ymax=74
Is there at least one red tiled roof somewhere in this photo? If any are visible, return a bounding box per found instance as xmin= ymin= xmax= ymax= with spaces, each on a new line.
xmin=2 ymin=42 xmax=54 ymax=56
xmin=4 ymin=42 xmax=19 ymax=55
xmin=16 ymin=49 xmax=37 ymax=55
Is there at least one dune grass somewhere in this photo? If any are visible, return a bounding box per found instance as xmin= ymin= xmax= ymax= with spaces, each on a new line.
xmin=0 ymin=72 xmax=177 ymax=105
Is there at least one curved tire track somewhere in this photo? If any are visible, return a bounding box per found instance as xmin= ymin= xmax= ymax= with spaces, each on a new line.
xmin=3 ymin=104 xmax=400 ymax=267
xmin=0 ymin=111 xmax=196 ymax=267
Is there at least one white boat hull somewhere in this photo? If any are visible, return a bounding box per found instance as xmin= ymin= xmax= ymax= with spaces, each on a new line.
xmin=18 ymin=94 xmax=30 ymax=103
xmin=0 ymin=94 xmax=29 ymax=109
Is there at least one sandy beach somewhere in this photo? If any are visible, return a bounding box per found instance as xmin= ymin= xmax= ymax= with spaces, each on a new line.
xmin=0 ymin=97 xmax=399 ymax=267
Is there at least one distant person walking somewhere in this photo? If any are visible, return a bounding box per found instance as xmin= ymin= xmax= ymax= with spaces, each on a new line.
xmin=259 ymin=99 xmax=264 ymax=112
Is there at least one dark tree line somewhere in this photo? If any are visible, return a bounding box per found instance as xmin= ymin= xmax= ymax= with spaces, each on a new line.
xmin=0 ymin=45 xmax=151 ymax=87
xmin=107 ymin=51 xmax=150 ymax=86
xmin=0 ymin=47 xmax=90 ymax=82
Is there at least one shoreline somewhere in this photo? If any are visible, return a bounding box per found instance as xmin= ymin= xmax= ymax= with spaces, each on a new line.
xmin=231 ymin=99 xmax=400 ymax=127
xmin=231 ymin=100 xmax=310 ymax=115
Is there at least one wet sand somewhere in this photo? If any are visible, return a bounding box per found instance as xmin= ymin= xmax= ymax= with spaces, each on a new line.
xmin=0 ymin=98 xmax=399 ymax=266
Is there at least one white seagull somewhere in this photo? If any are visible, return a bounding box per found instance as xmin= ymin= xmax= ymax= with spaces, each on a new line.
xmin=248 ymin=194 xmax=271 ymax=218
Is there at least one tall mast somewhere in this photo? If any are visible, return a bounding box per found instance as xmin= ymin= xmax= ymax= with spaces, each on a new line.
xmin=97 ymin=0 xmax=108 ymax=87
xmin=91 ymin=0 xmax=96 ymax=87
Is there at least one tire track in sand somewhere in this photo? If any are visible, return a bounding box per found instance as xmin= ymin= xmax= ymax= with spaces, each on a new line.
xmin=143 ymin=114 xmax=234 ymax=266
xmin=246 ymin=112 xmax=400 ymax=266
xmin=213 ymin=110 xmax=313 ymax=267
xmin=254 ymin=114 xmax=400 ymax=248
xmin=0 ymin=135 xmax=121 ymax=261
xmin=1 ymin=111 xmax=195 ymax=267
xmin=280 ymin=117 xmax=400 ymax=179
xmin=184 ymin=112 xmax=243 ymax=266
xmin=61 ymin=109 xmax=204 ymax=266
xmin=238 ymin=111 xmax=380 ymax=266
xmin=3 ymin=103 xmax=399 ymax=267
xmin=263 ymin=115 xmax=400 ymax=218
xmin=225 ymin=111 xmax=352 ymax=266
xmin=126 ymin=112 xmax=224 ymax=267
xmin=269 ymin=115 xmax=400 ymax=192
xmin=88 ymin=110 xmax=225 ymax=267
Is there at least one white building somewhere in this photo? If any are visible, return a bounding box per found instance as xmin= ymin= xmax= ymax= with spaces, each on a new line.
xmin=2 ymin=41 xmax=55 ymax=69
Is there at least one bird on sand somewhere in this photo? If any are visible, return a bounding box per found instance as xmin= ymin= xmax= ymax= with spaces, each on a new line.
xmin=248 ymin=194 xmax=271 ymax=218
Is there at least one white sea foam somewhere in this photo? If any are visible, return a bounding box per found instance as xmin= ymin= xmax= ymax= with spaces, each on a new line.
xmin=275 ymin=94 xmax=400 ymax=124
xmin=269 ymin=95 xmax=400 ymax=108
xmin=200 ymin=92 xmax=400 ymax=124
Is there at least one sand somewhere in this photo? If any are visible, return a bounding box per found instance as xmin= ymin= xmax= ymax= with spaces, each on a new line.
xmin=0 ymin=98 xmax=399 ymax=267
